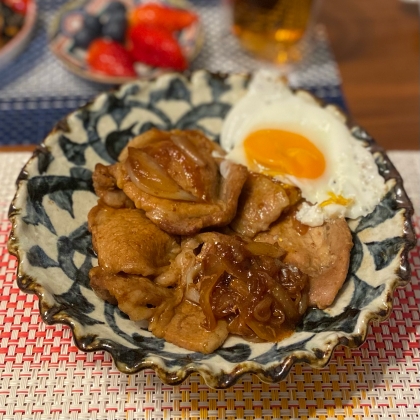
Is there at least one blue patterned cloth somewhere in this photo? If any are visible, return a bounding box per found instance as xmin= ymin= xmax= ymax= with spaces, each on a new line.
xmin=0 ymin=0 xmax=346 ymax=145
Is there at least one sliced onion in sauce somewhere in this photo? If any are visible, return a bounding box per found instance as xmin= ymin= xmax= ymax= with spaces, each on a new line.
xmin=185 ymin=286 xmax=200 ymax=304
xmin=228 ymin=277 xmax=250 ymax=298
xmin=184 ymin=260 xmax=202 ymax=304
xmin=271 ymin=283 xmax=300 ymax=322
xmin=126 ymin=147 xmax=197 ymax=202
xmin=199 ymin=273 xmax=222 ymax=330
xmin=228 ymin=314 xmax=255 ymax=337
xmin=171 ymin=134 xmax=206 ymax=167
xmin=244 ymin=316 xmax=278 ymax=342
xmin=245 ymin=241 xmax=285 ymax=259
xmin=118 ymin=131 xmax=168 ymax=161
xmin=253 ymin=295 xmax=273 ymax=322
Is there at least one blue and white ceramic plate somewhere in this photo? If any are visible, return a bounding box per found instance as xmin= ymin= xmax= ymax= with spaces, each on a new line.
xmin=8 ymin=71 xmax=416 ymax=389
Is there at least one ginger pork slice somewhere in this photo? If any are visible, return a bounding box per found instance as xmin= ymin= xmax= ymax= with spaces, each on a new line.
xmin=89 ymin=267 xmax=180 ymax=322
xmin=108 ymin=129 xmax=248 ymax=236
xmin=255 ymin=213 xmax=353 ymax=309
xmin=88 ymin=203 xmax=180 ymax=276
xmin=151 ymin=300 xmax=229 ymax=354
xmin=119 ymin=128 xmax=221 ymax=201
xmin=230 ymin=172 xmax=295 ymax=238
xmin=92 ymin=163 xmax=134 ymax=209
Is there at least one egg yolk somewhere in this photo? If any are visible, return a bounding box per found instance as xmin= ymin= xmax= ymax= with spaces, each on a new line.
xmin=244 ymin=129 xmax=326 ymax=179
xmin=320 ymin=192 xmax=353 ymax=207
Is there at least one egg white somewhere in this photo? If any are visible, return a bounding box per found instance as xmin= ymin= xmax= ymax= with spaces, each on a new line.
xmin=220 ymin=70 xmax=386 ymax=227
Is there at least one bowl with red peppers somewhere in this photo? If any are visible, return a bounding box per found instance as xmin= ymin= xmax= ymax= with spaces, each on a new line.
xmin=49 ymin=0 xmax=203 ymax=84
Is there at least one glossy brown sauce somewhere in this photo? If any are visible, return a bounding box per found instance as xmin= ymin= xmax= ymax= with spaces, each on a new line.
xmin=195 ymin=234 xmax=308 ymax=342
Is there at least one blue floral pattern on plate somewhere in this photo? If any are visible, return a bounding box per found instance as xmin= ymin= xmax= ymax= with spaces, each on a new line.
xmin=8 ymin=71 xmax=416 ymax=389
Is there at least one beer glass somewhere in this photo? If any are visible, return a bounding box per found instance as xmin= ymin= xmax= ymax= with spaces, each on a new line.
xmin=230 ymin=0 xmax=321 ymax=64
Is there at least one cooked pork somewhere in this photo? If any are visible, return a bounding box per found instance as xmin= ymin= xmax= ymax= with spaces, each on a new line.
xmin=88 ymin=203 xmax=180 ymax=276
xmin=89 ymin=267 xmax=179 ymax=321
xmin=107 ymin=129 xmax=248 ymax=235
xmin=154 ymin=300 xmax=229 ymax=354
xmin=176 ymin=232 xmax=308 ymax=342
xmin=92 ymin=163 xmax=134 ymax=209
xmin=119 ymin=129 xmax=220 ymax=201
xmin=230 ymin=173 xmax=296 ymax=237
xmin=255 ymin=211 xmax=353 ymax=309
xmin=87 ymin=127 xmax=356 ymax=353
xmin=154 ymin=236 xmax=201 ymax=288
xmin=90 ymin=244 xmax=228 ymax=353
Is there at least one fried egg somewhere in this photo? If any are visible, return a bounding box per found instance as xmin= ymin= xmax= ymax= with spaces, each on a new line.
xmin=220 ymin=70 xmax=386 ymax=227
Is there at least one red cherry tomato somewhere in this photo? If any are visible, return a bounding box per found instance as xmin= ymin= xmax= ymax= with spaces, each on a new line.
xmin=129 ymin=3 xmax=198 ymax=32
xmin=87 ymin=39 xmax=137 ymax=78
xmin=3 ymin=0 xmax=29 ymax=14
xmin=127 ymin=24 xmax=187 ymax=70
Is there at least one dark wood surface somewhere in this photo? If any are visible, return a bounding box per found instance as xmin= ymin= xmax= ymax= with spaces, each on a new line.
xmin=319 ymin=0 xmax=419 ymax=150
xmin=1 ymin=0 xmax=418 ymax=152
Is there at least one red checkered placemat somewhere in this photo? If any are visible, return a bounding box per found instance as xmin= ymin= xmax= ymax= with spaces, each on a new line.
xmin=1 ymin=152 xmax=419 ymax=420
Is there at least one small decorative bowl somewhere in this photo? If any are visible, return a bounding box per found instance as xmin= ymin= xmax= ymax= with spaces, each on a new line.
xmin=8 ymin=71 xmax=416 ymax=389
xmin=48 ymin=0 xmax=204 ymax=84
xmin=0 ymin=0 xmax=37 ymax=69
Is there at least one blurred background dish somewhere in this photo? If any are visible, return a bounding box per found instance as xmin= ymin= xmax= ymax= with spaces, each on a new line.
xmin=228 ymin=0 xmax=322 ymax=65
xmin=49 ymin=0 xmax=204 ymax=84
xmin=0 ymin=0 xmax=36 ymax=69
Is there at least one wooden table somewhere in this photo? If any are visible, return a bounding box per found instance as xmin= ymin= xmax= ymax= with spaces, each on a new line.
xmin=319 ymin=0 xmax=420 ymax=150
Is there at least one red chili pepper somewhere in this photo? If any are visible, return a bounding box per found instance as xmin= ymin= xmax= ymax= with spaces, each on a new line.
xmin=128 ymin=3 xmax=198 ymax=32
xmin=3 ymin=0 xmax=29 ymax=14
xmin=86 ymin=39 xmax=137 ymax=78
xmin=127 ymin=24 xmax=187 ymax=70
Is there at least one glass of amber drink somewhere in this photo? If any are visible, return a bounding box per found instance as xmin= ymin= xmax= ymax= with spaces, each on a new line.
xmin=230 ymin=0 xmax=321 ymax=64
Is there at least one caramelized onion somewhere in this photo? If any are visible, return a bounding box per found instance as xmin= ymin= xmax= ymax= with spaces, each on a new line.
xmin=118 ymin=130 xmax=168 ymax=161
xmin=271 ymin=284 xmax=300 ymax=322
xmin=229 ymin=278 xmax=250 ymax=298
xmin=185 ymin=286 xmax=200 ymax=304
xmin=199 ymin=273 xmax=223 ymax=330
xmin=253 ymin=295 xmax=273 ymax=322
xmin=228 ymin=315 xmax=255 ymax=337
xmin=179 ymin=250 xmax=202 ymax=303
xmin=272 ymin=307 xmax=285 ymax=322
xmin=172 ymin=134 xmax=206 ymax=167
xmin=196 ymin=233 xmax=308 ymax=342
xmin=244 ymin=316 xmax=278 ymax=342
xmin=126 ymin=147 xmax=197 ymax=202
xmin=245 ymin=241 xmax=285 ymax=259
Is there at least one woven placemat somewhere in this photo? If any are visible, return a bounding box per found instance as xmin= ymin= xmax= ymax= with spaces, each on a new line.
xmin=0 ymin=152 xmax=419 ymax=420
